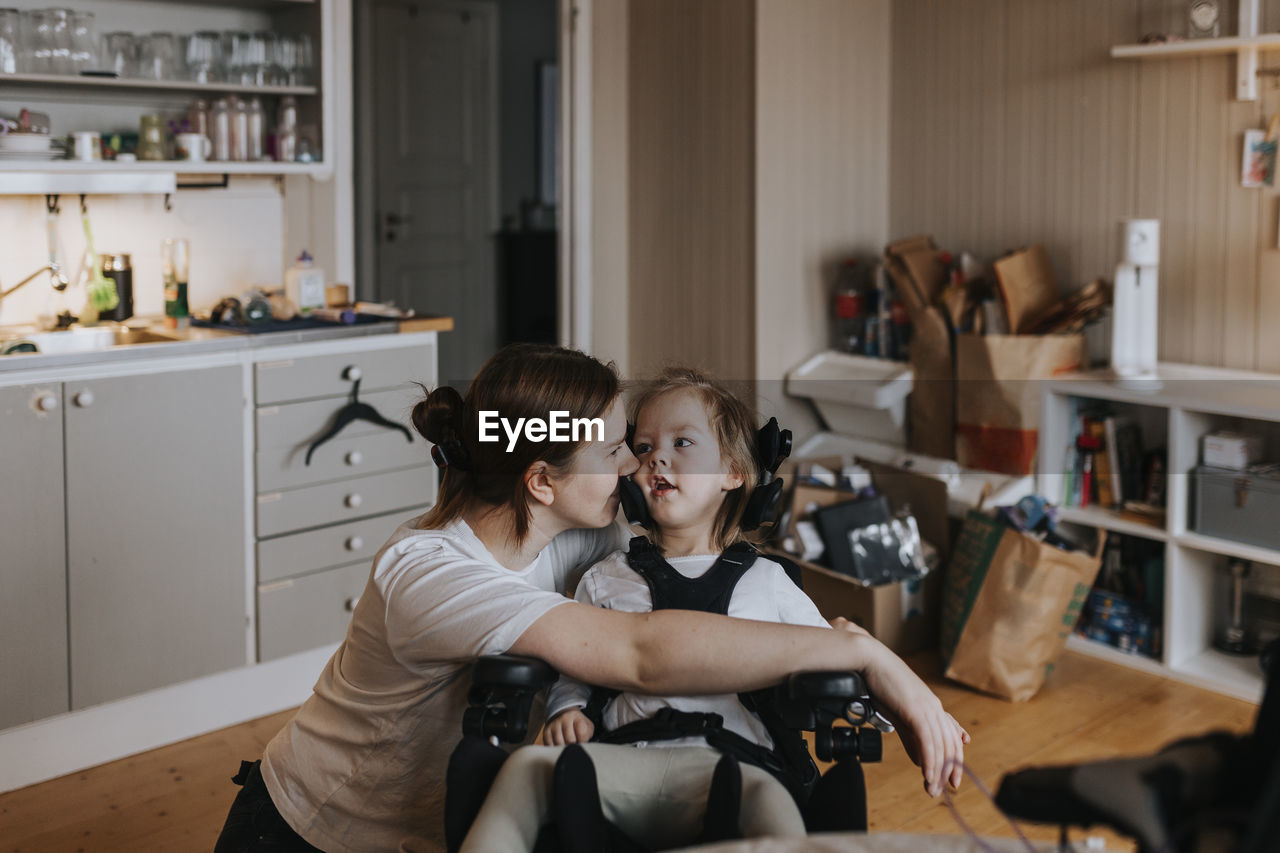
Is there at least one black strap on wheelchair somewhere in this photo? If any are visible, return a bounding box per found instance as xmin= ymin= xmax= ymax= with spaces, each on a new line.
xmin=582 ymin=536 xmax=820 ymax=802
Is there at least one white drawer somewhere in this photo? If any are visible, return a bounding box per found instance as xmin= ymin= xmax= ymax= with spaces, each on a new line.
xmin=256 ymin=466 xmax=434 ymax=538
xmin=256 ymin=387 xmax=420 ymax=450
xmin=257 ymin=562 xmax=370 ymax=662
xmin=257 ymin=429 xmax=426 ymax=492
xmin=255 ymin=343 xmax=433 ymax=405
xmin=256 ymin=509 xmax=426 ymax=584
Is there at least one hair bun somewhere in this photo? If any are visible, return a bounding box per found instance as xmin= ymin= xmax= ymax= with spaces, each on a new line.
xmin=411 ymin=385 xmax=466 ymax=445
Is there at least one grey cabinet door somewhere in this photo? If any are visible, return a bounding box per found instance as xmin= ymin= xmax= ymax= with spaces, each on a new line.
xmin=0 ymin=383 xmax=69 ymax=728
xmin=65 ymin=366 xmax=247 ymax=709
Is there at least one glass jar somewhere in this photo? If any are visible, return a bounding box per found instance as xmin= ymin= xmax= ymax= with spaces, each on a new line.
xmin=210 ymin=97 xmax=231 ymax=161
xmin=137 ymin=114 xmax=167 ymax=161
xmin=229 ymin=96 xmax=248 ymax=161
xmin=67 ymin=10 xmax=95 ymax=73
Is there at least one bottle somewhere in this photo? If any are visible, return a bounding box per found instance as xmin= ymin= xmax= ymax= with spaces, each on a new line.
xmin=229 ymin=96 xmax=248 ymax=161
xmin=161 ymin=238 xmax=190 ymax=330
xmin=99 ymin=253 xmax=133 ymax=322
xmin=284 ymin=250 xmax=326 ymax=315
xmin=246 ymin=96 xmax=264 ymax=161
xmin=832 ymin=259 xmax=863 ymax=355
xmin=210 ymin=97 xmax=231 ymax=161
xmin=188 ymin=98 xmax=209 ymax=139
xmin=276 ymin=96 xmax=298 ymax=162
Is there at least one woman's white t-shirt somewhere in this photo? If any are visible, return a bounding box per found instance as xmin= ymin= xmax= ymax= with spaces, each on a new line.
xmin=260 ymin=514 xmax=623 ymax=853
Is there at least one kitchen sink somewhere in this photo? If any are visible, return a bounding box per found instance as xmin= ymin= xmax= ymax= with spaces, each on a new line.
xmin=0 ymin=325 xmax=180 ymax=355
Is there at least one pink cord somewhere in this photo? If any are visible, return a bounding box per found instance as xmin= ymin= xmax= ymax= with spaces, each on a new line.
xmin=941 ymin=760 xmax=1040 ymax=853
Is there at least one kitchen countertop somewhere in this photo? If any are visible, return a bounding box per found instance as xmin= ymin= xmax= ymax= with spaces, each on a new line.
xmin=0 ymin=314 xmax=453 ymax=373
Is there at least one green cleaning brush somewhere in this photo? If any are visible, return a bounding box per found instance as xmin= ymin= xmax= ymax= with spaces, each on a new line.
xmin=82 ymin=204 xmax=118 ymax=315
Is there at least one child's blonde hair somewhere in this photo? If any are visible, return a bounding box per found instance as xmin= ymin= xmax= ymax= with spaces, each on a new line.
xmin=630 ymin=367 xmax=760 ymax=552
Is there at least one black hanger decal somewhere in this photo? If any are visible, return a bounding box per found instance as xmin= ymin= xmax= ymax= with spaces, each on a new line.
xmin=305 ymin=379 xmax=412 ymax=465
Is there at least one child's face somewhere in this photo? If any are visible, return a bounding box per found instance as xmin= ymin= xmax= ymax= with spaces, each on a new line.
xmin=632 ymin=389 xmax=744 ymax=538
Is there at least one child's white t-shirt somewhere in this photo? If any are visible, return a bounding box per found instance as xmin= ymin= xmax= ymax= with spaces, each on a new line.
xmin=260 ymin=513 xmax=624 ymax=853
xmin=547 ymin=548 xmax=832 ymax=749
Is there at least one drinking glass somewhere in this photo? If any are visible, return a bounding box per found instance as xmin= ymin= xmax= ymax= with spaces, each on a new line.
xmin=222 ymin=30 xmax=250 ymax=83
xmin=276 ymin=34 xmax=314 ymax=86
xmin=0 ymin=9 xmax=18 ymax=74
xmin=21 ymin=9 xmax=54 ymax=73
xmin=67 ymin=11 xmax=96 ymax=73
xmin=136 ymin=32 xmax=176 ymax=80
xmin=47 ymin=7 xmax=70 ymax=74
xmin=185 ymin=30 xmax=221 ymax=82
xmin=102 ymin=31 xmax=134 ymax=77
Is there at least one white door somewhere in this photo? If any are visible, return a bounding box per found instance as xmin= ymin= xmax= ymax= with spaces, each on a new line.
xmin=370 ymin=0 xmax=497 ymax=385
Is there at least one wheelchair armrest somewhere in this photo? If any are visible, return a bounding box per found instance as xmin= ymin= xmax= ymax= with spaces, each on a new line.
xmin=462 ymin=654 xmax=560 ymax=744
xmin=775 ymin=670 xmax=885 ymax=765
xmin=471 ymin=654 xmax=558 ymax=691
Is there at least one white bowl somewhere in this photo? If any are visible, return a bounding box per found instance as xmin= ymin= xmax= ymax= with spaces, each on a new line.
xmin=0 ymin=133 xmax=53 ymax=153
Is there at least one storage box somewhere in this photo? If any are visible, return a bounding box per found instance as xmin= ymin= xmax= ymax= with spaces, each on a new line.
xmin=1202 ymin=431 xmax=1265 ymax=471
xmin=785 ymin=351 xmax=913 ymax=446
xmin=1193 ymin=465 xmax=1280 ymax=551
xmin=769 ymin=457 xmax=949 ymax=655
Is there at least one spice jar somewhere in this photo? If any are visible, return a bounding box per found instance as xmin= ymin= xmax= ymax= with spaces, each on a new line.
xmin=137 ymin=114 xmax=166 ymax=160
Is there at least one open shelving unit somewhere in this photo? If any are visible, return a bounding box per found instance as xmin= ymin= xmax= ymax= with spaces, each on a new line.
xmin=0 ymin=0 xmax=332 ymax=193
xmin=1110 ymin=0 xmax=1278 ymax=100
xmin=1040 ymin=363 xmax=1280 ymax=702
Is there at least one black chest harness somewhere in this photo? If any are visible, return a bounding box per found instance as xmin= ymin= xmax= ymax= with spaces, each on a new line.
xmin=581 ymin=536 xmax=819 ymax=801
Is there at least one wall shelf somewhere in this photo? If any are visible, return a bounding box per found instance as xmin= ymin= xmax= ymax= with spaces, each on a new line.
xmin=0 ymin=160 xmax=329 ymax=179
xmin=1110 ymin=33 xmax=1280 ymax=59
xmin=2 ymin=72 xmax=317 ymax=98
xmin=1110 ymin=0 xmax=1273 ymax=100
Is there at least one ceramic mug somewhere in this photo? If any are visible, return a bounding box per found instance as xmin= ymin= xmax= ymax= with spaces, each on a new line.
xmin=175 ymin=132 xmax=212 ymax=162
xmin=71 ymin=130 xmax=100 ymax=161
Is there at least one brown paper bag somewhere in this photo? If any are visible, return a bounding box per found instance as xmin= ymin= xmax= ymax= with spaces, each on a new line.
xmin=955 ymin=333 xmax=1084 ymax=475
xmin=940 ymin=512 xmax=1103 ymax=702
xmin=993 ymin=244 xmax=1060 ymax=334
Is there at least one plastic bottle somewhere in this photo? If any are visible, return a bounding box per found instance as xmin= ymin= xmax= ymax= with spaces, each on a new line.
xmin=246 ymin=97 xmax=265 ymax=161
xmin=284 ymin=250 xmax=326 ymax=315
xmin=832 ymin=259 xmax=864 ymax=355
xmin=161 ymin=237 xmax=190 ymax=331
xmin=276 ymin=96 xmax=298 ymax=162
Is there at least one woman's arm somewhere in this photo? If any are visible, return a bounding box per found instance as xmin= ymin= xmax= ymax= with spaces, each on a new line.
xmin=511 ymin=603 xmax=968 ymax=795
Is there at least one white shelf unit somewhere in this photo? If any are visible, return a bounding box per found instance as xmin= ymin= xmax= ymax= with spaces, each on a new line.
xmin=0 ymin=0 xmax=332 ymax=184
xmin=1040 ymin=364 xmax=1280 ymax=703
xmin=1110 ymin=0 xmax=1275 ymax=100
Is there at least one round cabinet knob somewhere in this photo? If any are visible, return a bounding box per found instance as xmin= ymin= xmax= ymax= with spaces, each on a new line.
xmin=345 ymin=450 xmax=364 ymax=466
xmin=35 ymin=393 xmax=58 ymax=412
xmin=345 ymin=596 xmax=360 ymax=612
xmin=344 ymin=536 xmax=364 ymax=551
xmin=344 ymin=493 xmax=363 ymax=509
xmin=73 ymin=390 xmax=94 ymax=408
xmin=342 ymin=365 xmax=362 ymax=382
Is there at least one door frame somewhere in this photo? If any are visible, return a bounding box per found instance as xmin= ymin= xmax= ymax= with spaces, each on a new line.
xmin=354 ymin=0 xmax=592 ymax=352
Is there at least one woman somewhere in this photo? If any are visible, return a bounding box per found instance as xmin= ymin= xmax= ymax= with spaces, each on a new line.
xmin=214 ymin=344 xmax=967 ymax=853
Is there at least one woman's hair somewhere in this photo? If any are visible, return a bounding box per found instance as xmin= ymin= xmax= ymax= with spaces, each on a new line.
xmin=629 ymin=367 xmax=760 ymax=552
xmin=412 ymin=343 xmax=621 ymax=544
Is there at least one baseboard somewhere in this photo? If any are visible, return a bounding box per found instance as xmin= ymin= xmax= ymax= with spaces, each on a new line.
xmin=0 ymin=644 xmax=337 ymax=794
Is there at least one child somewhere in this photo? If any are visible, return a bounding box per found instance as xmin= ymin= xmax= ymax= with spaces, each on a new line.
xmin=460 ymin=367 xmax=863 ymax=851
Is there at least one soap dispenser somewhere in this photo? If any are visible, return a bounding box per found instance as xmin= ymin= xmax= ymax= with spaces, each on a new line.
xmin=284 ymin=250 xmax=326 ymax=315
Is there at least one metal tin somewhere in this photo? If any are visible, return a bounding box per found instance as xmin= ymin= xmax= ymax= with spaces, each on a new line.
xmin=99 ymin=252 xmax=133 ymax=322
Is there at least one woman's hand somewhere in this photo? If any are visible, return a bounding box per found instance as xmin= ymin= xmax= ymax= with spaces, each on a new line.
xmin=829 ymin=616 xmax=871 ymax=637
xmin=542 ymin=708 xmax=595 ymax=746
xmin=857 ymin=638 xmax=970 ymax=796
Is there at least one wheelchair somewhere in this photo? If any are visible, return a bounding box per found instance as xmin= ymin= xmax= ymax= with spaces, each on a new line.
xmin=443 ymin=654 xmax=893 ymax=852
xmin=995 ymin=639 xmax=1280 ymax=853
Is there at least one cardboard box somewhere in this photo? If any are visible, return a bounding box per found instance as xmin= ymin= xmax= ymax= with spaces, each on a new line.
xmin=769 ymin=457 xmax=949 ymax=655
xmin=1202 ymin=431 xmax=1264 ymax=471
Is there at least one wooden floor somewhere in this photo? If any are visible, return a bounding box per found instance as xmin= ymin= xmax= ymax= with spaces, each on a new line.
xmin=0 ymin=651 xmax=1260 ymax=852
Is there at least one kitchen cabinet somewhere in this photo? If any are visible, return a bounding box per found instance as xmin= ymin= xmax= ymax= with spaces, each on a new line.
xmin=0 ymin=0 xmax=334 ymax=184
xmin=64 ymin=365 xmax=246 ymax=708
xmin=0 ymin=383 xmax=69 ymax=729
xmin=253 ymin=340 xmax=435 ymax=661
